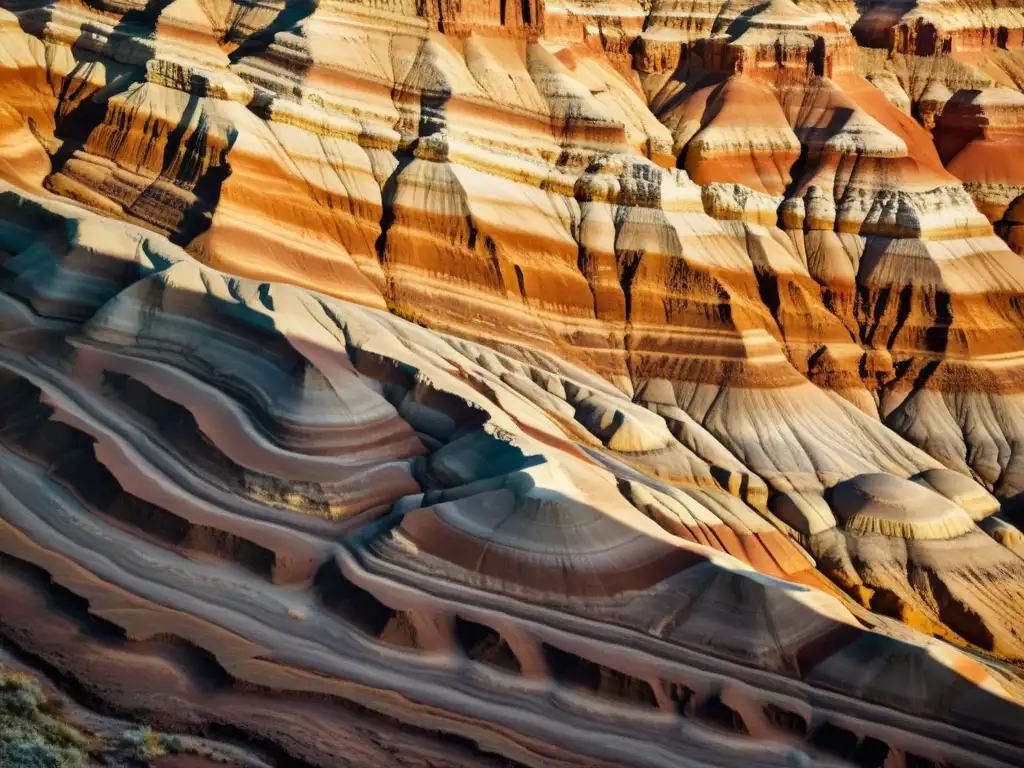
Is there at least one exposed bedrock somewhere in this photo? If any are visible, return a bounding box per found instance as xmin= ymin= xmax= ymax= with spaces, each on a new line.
xmin=2 ymin=0 xmax=1024 ymax=433
xmin=1 ymin=0 xmax=1024 ymax=764
xmin=0 ymin=180 xmax=1022 ymax=766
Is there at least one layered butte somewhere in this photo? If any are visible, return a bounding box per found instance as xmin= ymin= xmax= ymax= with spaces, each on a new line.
xmin=1 ymin=0 xmax=1024 ymax=765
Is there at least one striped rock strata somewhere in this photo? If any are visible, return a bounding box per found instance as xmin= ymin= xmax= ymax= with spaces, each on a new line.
xmin=1 ymin=0 xmax=1024 ymax=764
xmin=0 ymin=183 xmax=1022 ymax=768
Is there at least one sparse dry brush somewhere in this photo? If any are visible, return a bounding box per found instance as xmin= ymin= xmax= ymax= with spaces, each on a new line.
xmin=0 ymin=666 xmax=191 ymax=767
xmin=0 ymin=666 xmax=90 ymax=768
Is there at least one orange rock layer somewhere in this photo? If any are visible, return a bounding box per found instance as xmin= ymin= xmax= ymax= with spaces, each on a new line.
xmin=0 ymin=0 xmax=1024 ymax=765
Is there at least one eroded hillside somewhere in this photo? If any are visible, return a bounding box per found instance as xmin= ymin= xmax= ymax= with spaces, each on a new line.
xmin=1 ymin=0 xmax=1024 ymax=765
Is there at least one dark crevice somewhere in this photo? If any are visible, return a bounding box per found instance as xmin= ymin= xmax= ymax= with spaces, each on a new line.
xmin=542 ymin=643 xmax=658 ymax=708
xmin=99 ymin=369 xmax=356 ymax=529
xmin=925 ymin=570 xmax=996 ymax=651
xmin=904 ymin=358 xmax=940 ymax=392
xmin=514 ymin=264 xmax=526 ymax=301
xmin=696 ymin=694 xmax=747 ymax=733
xmin=811 ymin=721 xmax=859 ymax=759
xmin=113 ymin=0 xmax=178 ymax=31
xmin=168 ymin=126 xmax=239 ymax=248
xmin=228 ymin=0 xmax=319 ymax=65
xmin=860 ymin=284 xmax=891 ymax=346
xmin=810 ymin=37 xmax=826 ymax=77
xmin=576 ymin=245 xmax=602 ymax=320
xmin=779 ymin=137 xmax=811 ymax=208
xmin=101 ymin=371 xmax=231 ymax=469
xmin=0 ymin=552 xmax=127 ymax=645
xmin=49 ymin=0 xmax=174 ymax=177
xmin=754 ymin=270 xmax=782 ymax=327
xmin=854 ymin=736 xmax=891 ymax=768
xmin=105 ymin=363 xmax=278 ymax=475
xmin=50 ymin=442 xmax=277 ymax=580
xmin=0 ymin=552 xmax=521 ymax=767
xmin=762 ymin=703 xmax=806 ymax=735
xmin=312 ymin=560 xmax=416 ymax=647
xmin=923 ymin=290 xmax=952 ymax=354
xmin=885 ymin=284 xmax=915 ymax=349
xmin=374 ymin=81 xmax=454 ymax=263
xmin=161 ymin=88 xmax=206 ymax=184
xmin=0 ymin=382 xmax=278 ymax=580
xmin=43 ymin=0 xmax=239 ymax=248
xmin=375 ymin=151 xmax=415 ymax=262
xmin=618 ymin=252 xmax=643 ymax=324
xmin=418 ymin=86 xmax=453 ymax=140
xmin=454 ymin=617 xmax=521 ymax=674
xmin=124 ymin=634 xmax=235 ymax=692
xmin=48 ymin=73 xmax=137 ymax=177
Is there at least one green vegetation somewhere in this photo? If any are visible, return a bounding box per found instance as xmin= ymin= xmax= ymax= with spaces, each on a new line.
xmin=119 ymin=726 xmax=165 ymax=761
xmin=0 ymin=664 xmax=200 ymax=766
xmin=0 ymin=666 xmax=91 ymax=768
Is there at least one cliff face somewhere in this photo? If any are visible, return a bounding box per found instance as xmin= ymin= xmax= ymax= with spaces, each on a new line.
xmin=2 ymin=0 xmax=1024 ymax=766
xmin=856 ymin=0 xmax=1024 ymax=56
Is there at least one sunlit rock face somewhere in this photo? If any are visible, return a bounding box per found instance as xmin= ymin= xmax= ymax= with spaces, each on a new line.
xmin=1 ymin=0 xmax=1024 ymax=766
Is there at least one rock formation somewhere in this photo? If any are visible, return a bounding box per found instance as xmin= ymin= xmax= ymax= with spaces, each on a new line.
xmin=0 ymin=0 xmax=1024 ymax=765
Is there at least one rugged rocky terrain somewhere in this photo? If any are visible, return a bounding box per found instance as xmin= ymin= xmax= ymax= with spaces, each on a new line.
xmin=1 ymin=0 xmax=1024 ymax=765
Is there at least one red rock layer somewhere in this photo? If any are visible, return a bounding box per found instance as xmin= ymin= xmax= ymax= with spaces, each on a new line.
xmin=1 ymin=0 xmax=1024 ymax=764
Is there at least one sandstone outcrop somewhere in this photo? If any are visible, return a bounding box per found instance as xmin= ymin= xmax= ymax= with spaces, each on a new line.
xmin=856 ymin=0 xmax=1024 ymax=58
xmin=0 ymin=186 xmax=1022 ymax=767
xmin=1 ymin=0 xmax=1024 ymax=765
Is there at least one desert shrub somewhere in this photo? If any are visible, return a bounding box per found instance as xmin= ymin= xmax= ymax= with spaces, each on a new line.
xmin=0 ymin=666 xmax=190 ymax=766
xmin=120 ymin=726 xmax=165 ymax=761
xmin=159 ymin=734 xmax=185 ymax=754
xmin=0 ymin=686 xmax=41 ymax=716
xmin=0 ymin=742 xmax=85 ymax=768
xmin=0 ymin=667 xmax=89 ymax=768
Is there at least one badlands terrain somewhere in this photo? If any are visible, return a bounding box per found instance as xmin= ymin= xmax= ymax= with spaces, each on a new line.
xmin=2 ymin=0 xmax=1024 ymax=765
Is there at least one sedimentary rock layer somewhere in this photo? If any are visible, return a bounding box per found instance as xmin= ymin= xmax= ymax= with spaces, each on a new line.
xmin=2 ymin=0 xmax=1024 ymax=764
xmin=0 ymin=183 xmax=1021 ymax=766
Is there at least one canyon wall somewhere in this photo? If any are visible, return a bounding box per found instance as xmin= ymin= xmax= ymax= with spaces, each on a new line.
xmin=1 ymin=0 xmax=1024 ymax=765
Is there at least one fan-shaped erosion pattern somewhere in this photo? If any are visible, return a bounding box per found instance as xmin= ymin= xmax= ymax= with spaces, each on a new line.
xmin=1 ymin=0 xmax=1024 ymax=765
